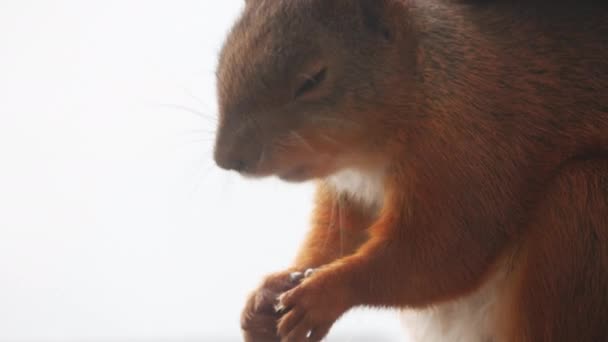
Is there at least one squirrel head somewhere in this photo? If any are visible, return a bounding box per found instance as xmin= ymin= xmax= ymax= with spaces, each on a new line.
xmin=214 ymin=0 xmax=414 ymax=182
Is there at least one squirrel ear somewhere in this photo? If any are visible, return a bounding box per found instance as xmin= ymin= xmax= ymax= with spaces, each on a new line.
xmin=359 ymin=0 xmax=398 ymax=41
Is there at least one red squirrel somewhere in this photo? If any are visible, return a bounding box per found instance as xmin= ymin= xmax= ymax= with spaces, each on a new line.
xmin=213 ymin=0 xmax=608 ymax=341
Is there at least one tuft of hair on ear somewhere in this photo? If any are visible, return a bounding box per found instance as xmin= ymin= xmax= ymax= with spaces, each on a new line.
xmin=358 ymin=0 xmax=397 ymax=42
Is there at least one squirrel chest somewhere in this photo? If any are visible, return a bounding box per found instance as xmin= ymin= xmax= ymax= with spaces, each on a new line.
xmin=328 ymin=167 xmax=508 ymax=342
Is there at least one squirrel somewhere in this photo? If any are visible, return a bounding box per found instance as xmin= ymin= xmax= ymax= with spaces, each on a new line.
xmin=213 ymin=0 xmax=608 ymax=341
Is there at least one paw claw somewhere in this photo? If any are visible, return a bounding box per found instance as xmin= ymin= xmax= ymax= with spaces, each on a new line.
xmin=304 ymin=268 xmax=316 ymax=278
xmin=275 ymin=293 xmax=287 ymax=314
xmin=274 ymin=303 xmax=286 ymax=314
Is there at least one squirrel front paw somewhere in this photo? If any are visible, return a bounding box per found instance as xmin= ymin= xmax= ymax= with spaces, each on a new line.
xmin=276 ymin=268 xmax=352 ymax=342
xmin=241 ymin=270 xmax=307 ymax=342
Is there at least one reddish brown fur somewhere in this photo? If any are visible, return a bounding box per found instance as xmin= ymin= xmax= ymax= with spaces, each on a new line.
xmin=214 ymin=0 xmax=608 ymax=341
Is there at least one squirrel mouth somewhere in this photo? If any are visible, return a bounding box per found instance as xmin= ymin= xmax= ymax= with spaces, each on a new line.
xmin=278 ymin=165 xmax=312 ymax=182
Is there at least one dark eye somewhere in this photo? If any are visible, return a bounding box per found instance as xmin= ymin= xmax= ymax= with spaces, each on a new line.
xmin=294 ymin=67 xmax=327 ymax=99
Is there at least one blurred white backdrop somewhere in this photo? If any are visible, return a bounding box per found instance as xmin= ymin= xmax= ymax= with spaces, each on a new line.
xmin=0 ymin=1 xmax=404 ymax=341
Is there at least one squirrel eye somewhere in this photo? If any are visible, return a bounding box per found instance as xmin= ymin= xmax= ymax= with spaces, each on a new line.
xmin=294 ymin=67 xmax=327 ymax=99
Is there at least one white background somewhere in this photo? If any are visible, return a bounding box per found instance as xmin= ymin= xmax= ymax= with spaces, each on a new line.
xmin=0 ymin=1 xmax=404 ymax=341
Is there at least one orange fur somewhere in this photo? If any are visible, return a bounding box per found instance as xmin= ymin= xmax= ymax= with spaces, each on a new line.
xmin=214 ymin=0 xmax=608 ymax=341
xmin=293 ymin=184 xmax=375 ymax=269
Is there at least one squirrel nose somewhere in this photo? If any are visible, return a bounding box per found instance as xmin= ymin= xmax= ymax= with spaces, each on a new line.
xmin=214 ymin=144 xmax=251 ymax=172
xmin=214 ymin=124 xmax=261 ymax=173
xmin=215 ymin=151 xmax=247 ymax=172
xmin=226 ymin=159 xmax=247 ymax=172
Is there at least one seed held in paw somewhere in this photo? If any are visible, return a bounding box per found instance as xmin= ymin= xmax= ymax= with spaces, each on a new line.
xmin=289 ymin=271 xmax=304 ymax=283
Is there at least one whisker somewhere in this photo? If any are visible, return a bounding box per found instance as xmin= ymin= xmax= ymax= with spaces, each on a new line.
xmin=183 ymin=138 xmax=216 ymax=144
xmin=289 ymin=131 xmax=315 ymax=152
xmin=179 ymin=86 xmax=215 ymax=110
xmin=256 ymin=146 xmax=267 ymax=171
xmin=320 ymin=193 xmax=339 ymax=256
xmin=227 ymin=115 xmax=261 ymax=140
xmin=156 ymin=103 xmax=218 ymax=122
xmin=181 ymin=128 xmax=217 ymax=136
xmin=338 ymin=198 xmax=345 ymax=258
xmin=185 ymin=162 xmax=217 ymax=200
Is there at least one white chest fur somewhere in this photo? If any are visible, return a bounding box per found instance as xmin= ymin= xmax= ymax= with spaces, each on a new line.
xmin=326 ymin=167 xmax=507 ymax=342
xmin=326 ymin=167 xmax=385 ymax=210
xmin=401 ymin=266 xmax=508 ymax=342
